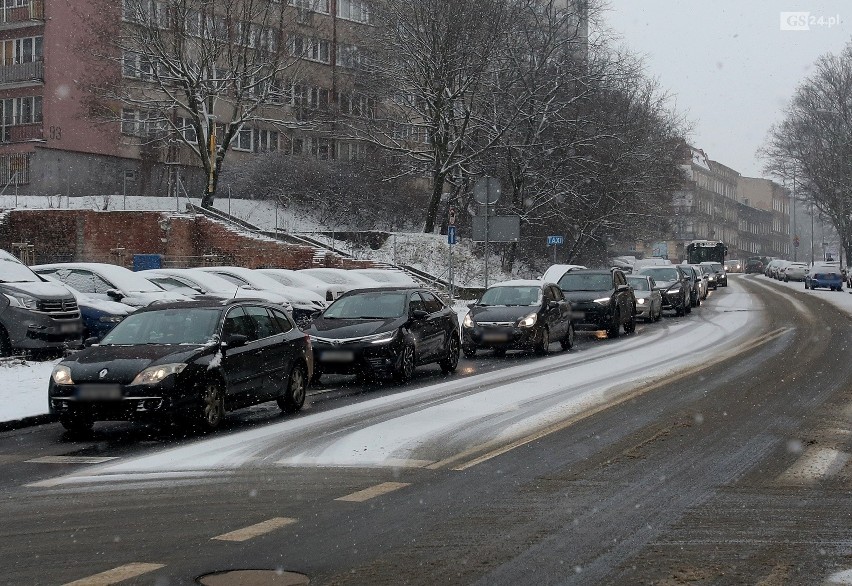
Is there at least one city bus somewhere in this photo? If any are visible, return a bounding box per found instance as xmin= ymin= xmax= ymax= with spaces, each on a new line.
xmin=686 ymin=240 xmax=727 ymax=264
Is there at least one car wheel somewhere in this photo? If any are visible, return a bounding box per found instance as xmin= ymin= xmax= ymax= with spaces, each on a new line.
xmin=195 ymin=378 xmax=225 ymax=432
xmin=606 ymin=310 xmax=621 ymax=338
xmin=534 ymin=327 xmax=550 ymax=355
xmin=277 ymin=364 xmax=307 ymax=413
xmin=624 ymin=311 xmax=636 ymax=334
xmin=676 ymin=301 xmax=686 ymax=317
xmin=685 ymin=301 xmax=692 ymax=314
xmin=59 ymin=414 xmax=94 ymax=435
xmin=394 ymin=344 xmax=415 ymax=382
xmin=439 ymin=334 xmax=460 ymax=374
xmin=462 ymin=345 xmax=477 ymax=359
xmin=785 ymin=276 xmax=789 ymax=282
xmin=560 ymin=322 xmax=575 ymax=350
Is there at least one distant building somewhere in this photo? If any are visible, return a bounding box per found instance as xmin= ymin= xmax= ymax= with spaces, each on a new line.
xmin=652 ymin=146 xmax=790 ymax=261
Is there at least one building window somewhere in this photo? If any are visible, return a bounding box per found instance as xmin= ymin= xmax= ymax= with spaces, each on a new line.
xmin=336 ymin=43 xmax=365 ymax=69
xmin=337 ymin=0 xmax=371 ymax=23
xmin=2 ymin=96 xmax=42 ymax=126
xmin=176 ymin=117 xmax=198 ymax=143
xmin=257 ymin=129 xmax=279 ymax=152
xmin=336 ymin=141 xmax=366 ymax=161
xmin=1 ymin=36 xmax=42 ymax=66
xmin=289 ymin=0 xmax=330 ymax=14
xmin=234 ymin=127 xmax=254 ymax=151
xmin=121 ymin=109 xmax=143 ymax=136
xmin=291 ymin=35 xmax=330 ymax=64
xmin=310 ymin=138 xmax=331 ymax=160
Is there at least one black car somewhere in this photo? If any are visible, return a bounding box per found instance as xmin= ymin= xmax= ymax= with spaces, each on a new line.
xmin=462 ymin=280 xmax=574 ymax=357
xmin=681 ymin=265 xmax=702 ymax=308
xmin=636 ymin=265 xmax=691 ymax=316
xmin=49 ymin=299 xmax=312 ymax=433
xmin=556 ymin=269 xmax=636 ymax=338
xmin=306 ymin=287 xmax=460 ymax=383
xmin=745 ymin=257 xmax=764 ymax=274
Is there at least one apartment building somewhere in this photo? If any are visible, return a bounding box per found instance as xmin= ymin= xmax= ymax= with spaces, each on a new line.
xmin=664 ymin=146 xmax=790 ymax=261
xmin=0 ymin=0 xmax=375 ymax=199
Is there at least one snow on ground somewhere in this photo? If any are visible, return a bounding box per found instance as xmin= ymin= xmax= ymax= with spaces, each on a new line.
xmin=0 ymin=357 xmax=60 ymax=422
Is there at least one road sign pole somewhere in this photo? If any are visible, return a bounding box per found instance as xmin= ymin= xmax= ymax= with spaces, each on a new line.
xmin=484 ymin=198 xmax=489 ymax=290
xmin=553 ymin=243 xmax=557 ymax=264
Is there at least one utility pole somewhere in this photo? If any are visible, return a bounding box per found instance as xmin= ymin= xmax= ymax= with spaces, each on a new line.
xmin=792 ymin=172 xmax=797 ymax=262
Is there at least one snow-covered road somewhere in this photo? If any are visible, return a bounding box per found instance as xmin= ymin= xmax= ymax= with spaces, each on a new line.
xmin=33 ymin=278 xmax=781 ymax=488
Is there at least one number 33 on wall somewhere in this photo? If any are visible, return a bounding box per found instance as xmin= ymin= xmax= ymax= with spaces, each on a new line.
xmin=49 ymin=126 xmax=62 ymax=140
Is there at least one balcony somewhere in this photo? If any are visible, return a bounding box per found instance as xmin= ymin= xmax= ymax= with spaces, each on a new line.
xmin=0 ymin=60 xmax=43 ymax=86
xmin=0 ymin=0 xmax=44 ymax=28
xmin=0 ymin=123 xmax=43 ymax=143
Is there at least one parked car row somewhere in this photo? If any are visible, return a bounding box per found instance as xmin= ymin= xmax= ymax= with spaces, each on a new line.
xmin=760 ymin=259 xmax=846 ymax=290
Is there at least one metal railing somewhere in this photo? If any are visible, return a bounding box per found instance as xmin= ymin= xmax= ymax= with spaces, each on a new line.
xmin=0 ymin=123 xmax=42 ymax=143
xmin=0 ymin=60 xmax=43 ymax=84
xmin=0 ymin=153 xmax=30 ymax=185
xmin=0 ymin=0 xmax=44 ymax=24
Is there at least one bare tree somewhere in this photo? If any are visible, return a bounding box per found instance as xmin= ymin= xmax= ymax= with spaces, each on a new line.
xmin=354 ymin=0 xmax=514 ymax=233
xmin=762 ymin=42 xmax=852 ymax=265
xmin=81 ymin=0 xmax=309 ymax=207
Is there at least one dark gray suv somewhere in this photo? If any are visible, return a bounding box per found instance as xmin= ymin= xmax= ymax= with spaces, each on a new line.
xmin=0 ymin=250 xmax=83 ymax=356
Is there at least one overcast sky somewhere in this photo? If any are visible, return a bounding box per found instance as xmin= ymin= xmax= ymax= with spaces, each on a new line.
xmin=602 ymin=0 xmax=851 ymax=178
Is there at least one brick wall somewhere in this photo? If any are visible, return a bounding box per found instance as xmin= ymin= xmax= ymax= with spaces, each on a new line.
xmin=0 ymin=209 xmax=371 ymax=269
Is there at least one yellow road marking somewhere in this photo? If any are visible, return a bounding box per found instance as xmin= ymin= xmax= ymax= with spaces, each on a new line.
xmin=212 ymin=517 xmax=297 ymax=542
xmin=438 ymin=327 xmax=792 ymax=471
xmin=335 ymin=482 xmax=410 ymax=502
xmin=27 ymin=456 xmax=119 ymax=464
xmin=63 ymin=563 xmax=165 ymax=585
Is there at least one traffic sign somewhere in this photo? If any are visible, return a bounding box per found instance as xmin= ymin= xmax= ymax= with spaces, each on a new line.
xmin=547 ymin=235 xmax=564 ymax=246
xmin=447 ymin=226 xmax=457 ymax=245
xmin=474 ymin=177 xmax=501 ymax=205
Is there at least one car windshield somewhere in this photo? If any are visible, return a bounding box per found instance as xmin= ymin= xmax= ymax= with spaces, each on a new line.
xmin=558 ymin=273 xmax=612 ymax=291
xmin=627 ymin=277 xmax=650 ymax=291
xmin=323 ymin=291 xmax=408 ymax=319
xmin=478 ymin=286 xmax=541 ymax=306
xmin=639 ymin=267 xmax=680 ymax=282
xmin=99 ymin=308 xmax=221 ymax=345
xmin=0 ymin=255 xmax=41 ymax=283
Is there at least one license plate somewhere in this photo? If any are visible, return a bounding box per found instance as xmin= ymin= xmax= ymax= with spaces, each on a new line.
xmin=59 ymin=323 xmax=81 ymax=334
xmin=77 ymin=385 xmax=122 ymax=401
xmin=482 ymin=332 xmax=509 ymax=342
xmin=321 ymin=350 xmax=355 ymax=362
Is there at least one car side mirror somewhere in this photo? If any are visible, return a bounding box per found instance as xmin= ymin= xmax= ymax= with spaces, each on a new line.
xmin=83 ymin=336 xmax=100 ymax=348
xmin=222 ymin=333 xmax=249 ymax=349
xmin=106 ymin=289 xmax=124 ymax=301
xmin=410 ymin=309 xmax=429 ymax=321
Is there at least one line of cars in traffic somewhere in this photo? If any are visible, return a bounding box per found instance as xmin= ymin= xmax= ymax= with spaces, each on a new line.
xmin=760 ymin=257 xmax=846 ymax=291
xmin=0 ymin=249 xmax=726 ymax=435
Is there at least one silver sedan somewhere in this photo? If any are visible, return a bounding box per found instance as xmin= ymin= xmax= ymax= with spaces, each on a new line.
xmin=627 ymin=275 xmax=662 ymax=322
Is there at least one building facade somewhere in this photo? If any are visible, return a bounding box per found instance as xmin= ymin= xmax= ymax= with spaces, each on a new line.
xmin=0 ymin=0 xmax=376 ymax=199
xmin=661 ymin=146 xmax=790 ymax=261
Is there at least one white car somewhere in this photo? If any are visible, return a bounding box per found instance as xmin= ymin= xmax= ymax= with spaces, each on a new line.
xmin=141 ymin=268 xmax=292 ymax=307
xmin=31 ymin=263 xmax=192 ymax=307
xmin=782 ymin=262 xmax=808 ymax=282
xmin=257 ymin=269 xmax=346 ymax=302
xmin=298 ymin=268 xmax=385 ymax=292
xmin=196 ymin=266 xmax=326 ymax=321
xmin=350 ymin=268 xmax=419 ymax=287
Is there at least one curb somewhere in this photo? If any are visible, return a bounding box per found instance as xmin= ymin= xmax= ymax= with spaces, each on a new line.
xmin=0 ymin=414 xmax=56 ymax=433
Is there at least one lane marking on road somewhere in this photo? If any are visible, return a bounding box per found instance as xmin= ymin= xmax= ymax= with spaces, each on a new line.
xmin=438 ymin=326 xmax=793 ymax=471
xmin=335 ymin=482 xmax=410 ymax=502
xmin=777 ymin=447 xmax=850 ymax=484
xmin=276 ymin=457 xmax=433 ymax=468
xmin=212 ymin=517 xmax=297 ymax=542
xmin=26 ymin=456 xmax=119 ymax=465
xmin=62 ymin=563 xmax=165 ymax=585
xmin=26 ymin=470 xmax=225 ymax=488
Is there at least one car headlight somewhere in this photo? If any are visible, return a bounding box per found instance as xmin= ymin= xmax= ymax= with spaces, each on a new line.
xmin=517 ymin=312 xmax=538 ymax=328
xmin=667 ymin=286 xmax=683 ymax=294
xmin=52 ymin=365 xmax=74 ymax=385
xmin=5 ymin=293 xmax=37 ymax=309
xmin=636 ymin=298 xmax=646 ymax=305
xmin=463 ymin=313 xmax=475 ymax=328
xmin=364 ymin=331 xmax=397 ymax=344
xmin=129 ymin=363 xmax=187 ymax=386
xmin=593 ymin=297 xmax=611 ymax=305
